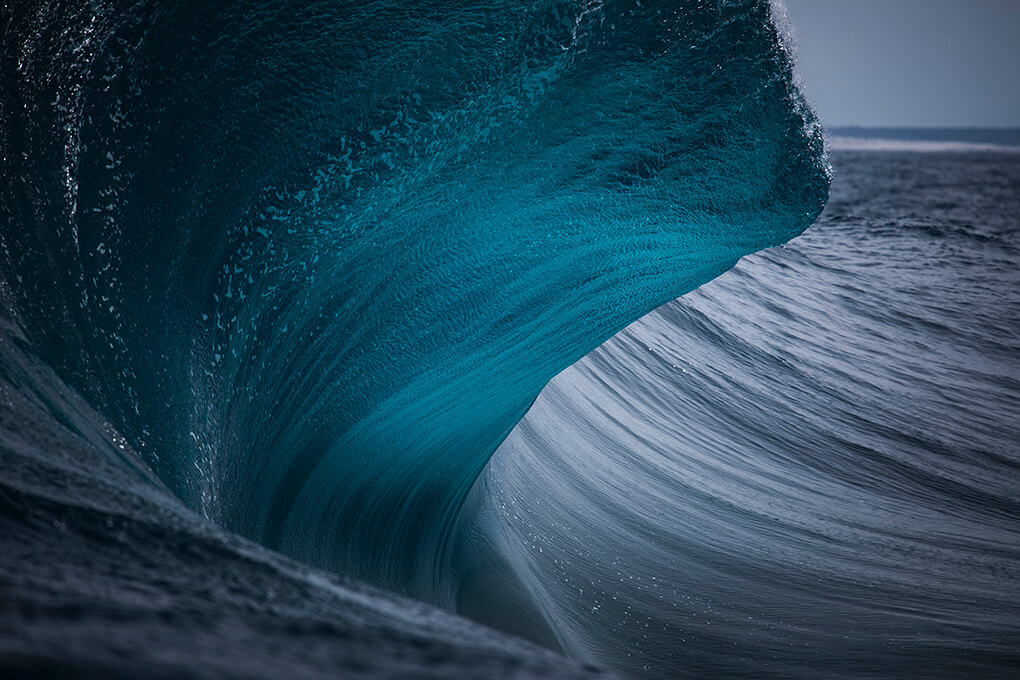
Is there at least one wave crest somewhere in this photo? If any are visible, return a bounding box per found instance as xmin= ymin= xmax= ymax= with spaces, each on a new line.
xmin=0 ymin=0 xmax=827 ymax=600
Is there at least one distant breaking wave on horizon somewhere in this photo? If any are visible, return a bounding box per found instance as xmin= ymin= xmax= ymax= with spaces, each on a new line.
xmin=827 ymin=126 xmax=1020 ymax=152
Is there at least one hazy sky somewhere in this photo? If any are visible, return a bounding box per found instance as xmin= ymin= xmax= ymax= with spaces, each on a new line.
xmin=781 ymin=0 xmax=1020 ymax=128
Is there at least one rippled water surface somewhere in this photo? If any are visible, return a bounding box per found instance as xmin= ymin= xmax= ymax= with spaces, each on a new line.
xmin=2 ymin=0 xmax=1017 ymax=676
xmin=462 ymin=150 xmax=1020 ymax=678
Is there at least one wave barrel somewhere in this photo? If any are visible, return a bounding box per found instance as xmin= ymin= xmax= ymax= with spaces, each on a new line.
xmin=0 ymin=0 xmax=829 ymax=600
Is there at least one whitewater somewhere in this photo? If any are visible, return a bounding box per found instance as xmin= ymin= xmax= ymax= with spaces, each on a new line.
xmin=2 ymin=1 xmax=1018 ymax=678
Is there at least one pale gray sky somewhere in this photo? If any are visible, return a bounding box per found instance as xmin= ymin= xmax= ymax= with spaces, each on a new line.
xmin=782 ymin=0 xmax=1020 ymax=128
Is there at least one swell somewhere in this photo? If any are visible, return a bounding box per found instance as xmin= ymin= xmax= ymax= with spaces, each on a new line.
xmin=458 ymin=151 xmax=1020 ymax=678
xmin=0 ymin=0 xmax=827 ymax=604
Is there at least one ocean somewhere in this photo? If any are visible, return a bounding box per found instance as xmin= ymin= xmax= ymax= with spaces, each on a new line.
xmin=465 ymin=147 xmax=1020 ymax=678
xmin=2 ymin=1 xmax=1018 ymax=678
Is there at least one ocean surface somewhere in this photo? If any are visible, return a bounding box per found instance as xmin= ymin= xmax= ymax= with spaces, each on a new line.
xmin=2 ymin=0 xmax=1019 ymax=678
xmin=462 ymin=147 xmax=1020 ymax=678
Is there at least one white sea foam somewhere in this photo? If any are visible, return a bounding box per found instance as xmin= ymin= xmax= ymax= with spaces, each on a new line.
xmin=828 ymin=135 xmax=1020 ymax=153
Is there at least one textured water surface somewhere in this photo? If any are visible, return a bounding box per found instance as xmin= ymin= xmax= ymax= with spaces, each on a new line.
xmin=7 ymin=2 xmax=1015 ymax=679
xmin=463 ymin=150 xmax=1020 ymax=678
xmin=0 ymin=0 xmax=824 ymax=604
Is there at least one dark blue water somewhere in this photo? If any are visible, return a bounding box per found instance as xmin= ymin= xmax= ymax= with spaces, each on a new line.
xmin=3 ymin=0 xmax=1019 ymax=678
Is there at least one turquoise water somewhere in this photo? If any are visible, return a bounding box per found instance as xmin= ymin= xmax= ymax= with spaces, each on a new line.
xmin=0 ymin=0 xmax=826 ymax=606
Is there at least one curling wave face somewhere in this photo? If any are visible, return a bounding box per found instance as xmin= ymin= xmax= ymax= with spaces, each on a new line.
xmin=0 ymin=0 xmax=827 ymax=601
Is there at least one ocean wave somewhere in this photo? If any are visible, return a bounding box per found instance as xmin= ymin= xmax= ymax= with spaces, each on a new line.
xmin=456 ymin=150 xmax=1020 ymax=678
xmin=0 ymin=0 xmax=825 ymax=609
xmin=2 ymin=0 xmax=1018 ymax=674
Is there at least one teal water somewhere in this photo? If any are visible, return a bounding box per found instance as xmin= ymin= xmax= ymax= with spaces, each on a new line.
xmin=0 ymin=0 xmax=826 ymax=606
